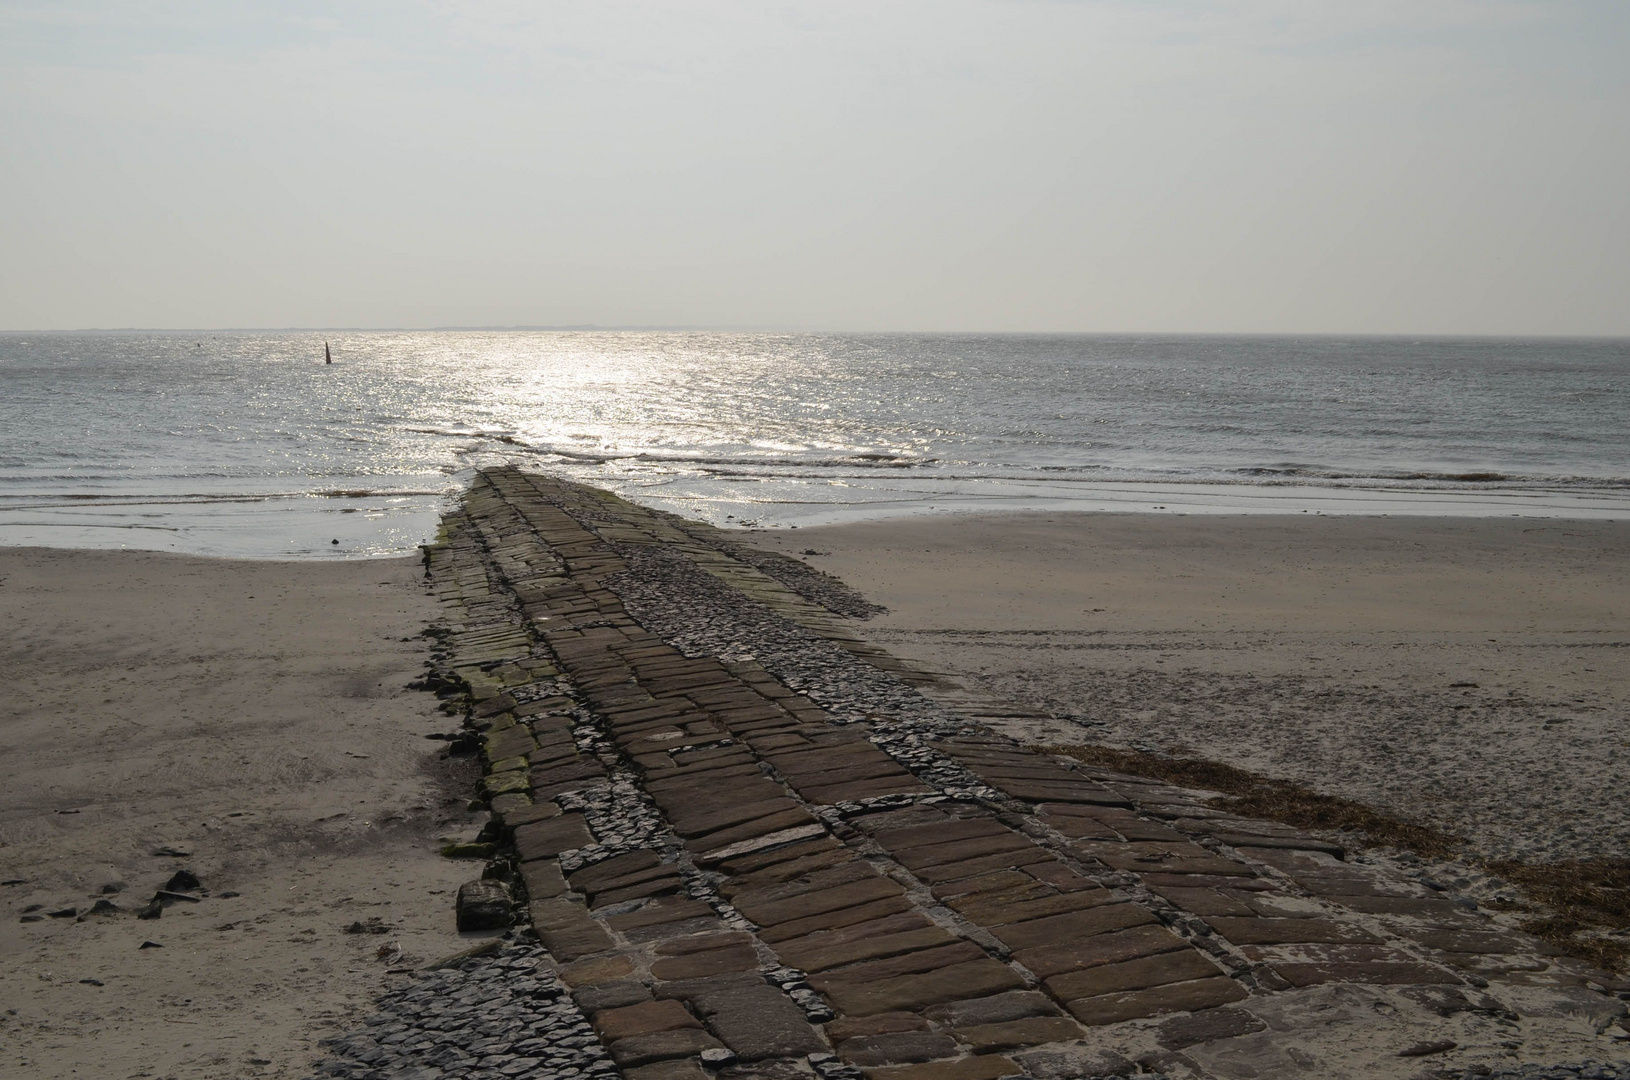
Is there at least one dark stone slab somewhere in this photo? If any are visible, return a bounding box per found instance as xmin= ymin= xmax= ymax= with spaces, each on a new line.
xmin=455 ymin=879 xmax=512 ymax=931
xmin=514 ymin=814 xmax=593 ymax=862
xmin=923 ymin=991 xmax=1061 ymax=1026
xmin=732 ymin=874 xmax=903 ymax=928
xmin=574 ymin=979 xmax=655 ymax=1012
xmin=757 ymin=895 xmax=916 ymax=943
xmin=571 ymin=849 xmax=663 ymax=890
xmin=530 ymin=897 xmax=615 ymax=960
xmin=891 ymin=833 xmax=1039 ymax=871
xmin=1204 ymin=917 xmax=1383 ymax=947
xmin=838 ymin=1032 xmax=960 ymax=1067
xmin=862 ymin=1054 xmax=1021 ymax=1080
xmin=655 ymin=930 xmax=755 ymax=956
xmin=625 ymin=1059 xmax=711 ymax=1080
xmin=872 ymin=817 xmax=1010 ymax=850
xmin=1272 ymin=961 xmax=1463 ymax=986
xmin=1044 ymin=948 xmax=1224 ymax=1001
xmin=669 ymin=797 xmax=803 ymax=838
xmin=691 ymin=809 xmax=821 ymax=855
xmin=1330 ymin=895 xmax=1486 ymax=925
xmin=950 ymin=1016 xmax=1084 ymax=1052
xmin=609 ymin=1030 xmax=726 ymax=1068
xmin=658 ymin=973 xmax=826 ymax=1061
xmin=607 ymin=897 xmax=718 ymax=932
xmin=826 ymin=1013 xmax=931 ymax=1041
xmin=592 ymin=871 xmax=684 ymax=909
xmin=1066 ymin=975 xmax=1250 ymax=1027
xmin=775 ymin=923 xmax=956 ymax=974
xmin=991 ymin=903 xmax=1156 ymax=952
xmin=519 ymin=859 xmax=567 ymax=901
xmin=650 ymin=942 xmax=760 ymax=981
xmin=1156 ymin=1006 xmax=1266 ymax=1049
xmin=594 ymin=999 xmax=703 ymax=1041
xmin=911 ymin=848 xmax=1055 ymax=885
xmin=820 ymin=958 xmax=1027 ymax=1017
xmin=1400 ymin=928 xmax=1529 ymax=955
xmin=809 ymin=942 xmax=988 ymax=991
xmin=1015 ymin=924 xmax=1188 ymax=979
xmin=1149 ymin=886 xmax=1256 ymax=918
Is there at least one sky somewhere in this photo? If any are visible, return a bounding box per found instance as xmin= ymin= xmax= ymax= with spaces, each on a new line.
xmin=2 ymin=1 xmax=1627 ymax=334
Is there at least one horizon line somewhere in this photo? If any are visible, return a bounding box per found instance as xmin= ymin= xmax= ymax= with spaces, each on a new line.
xmin=4 ymin=325 xmax=1629 ymax=341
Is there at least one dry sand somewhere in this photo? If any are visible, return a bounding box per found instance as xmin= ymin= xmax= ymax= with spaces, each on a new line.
xmin=759 ymin=513 xmax=1630 ymax=864
xmin=0 ymin=548 xmax=485 ymax=1080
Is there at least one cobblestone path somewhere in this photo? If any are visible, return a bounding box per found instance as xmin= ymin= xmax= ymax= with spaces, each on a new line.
xmin=314 ymin=467 xmax=1630 ymax=1080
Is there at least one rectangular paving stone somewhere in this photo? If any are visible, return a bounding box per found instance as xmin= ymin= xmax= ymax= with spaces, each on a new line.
xmin=1272 ymin=961 xmax=1462 ymax=986
xmin=593 ymin=999 xmax=702 ymax=1040
xmin=1329 ymin=895 xmax=1487 ymax=924
xmin=932 ymin=871 xmax=1036 ymax=902
xmin=1066 ymin=975 xmax=1249 ymax=1027
xmin=863 ymin=1056 xmax=1021 ymax=1080
xmin=530 ymin=897 xmax=616 ymax=961
xmin=1400 ymin=928 xmax=1529 ymax=955
xmin=608 ymin=1030 xmax=726 ymax=1068
xmin=777 ymin=922 xmax=957 ymax=974
xmin=520 ymin=859 xmax=567 ymax=901
xmin=804 ymin=776 xmax=932 ymax=803
xmin=839 ymin=1032 xmax=961 ymax=1067
xmin=691 ymin=809 xmax=819 ymax=855
xmin=649 ymin=942 xmax=760 ymax=981
xmin=892 ymin=832 xmax=1040 ymax=871
xmin=607 ymin=897 xmax=718 ymax=932
xmin=949 ymin=1016 xmax=1084 ymax=1052
xmin=1016 ymin=924 xmax=1189 ymax=979
xmin=992 ymin=903 xmax=1157 ymax=952
xmin=668 ymin=797 xmax=802 ymax=838
xmin=1044 ymin=948 xmax=1224 ymax=1001
xmin=515 ymin=814 xmax=593 ymax=862
xmin=822 ymin=958 xmax=1027 ymax=1017
xmin=811 ymin=942 xmax=989 ymax=990
xmin=657 ymin=973 xmax=827 ymax=1061
xmin=733 ymin=875 xmax=905 ymax=928
xmin=912 ymin=849 xmax=1055 ymax=885
xmin=1204 ymin=917 xmax=1382 ymax=947
xmin=592 ymin=872 xmax=684 ymax=909
xmin=570 ymin=849 xmax=662 ymax=891
xmin=1150 ymin=886 xmax=1257 ymax=918
xmin=953 ymin=887 xmax=1116 ymax=928
xmin=872 ymin=817 xmax=1011 ymax=850
xmin=723 ymin=847 xmax=854 ymax=890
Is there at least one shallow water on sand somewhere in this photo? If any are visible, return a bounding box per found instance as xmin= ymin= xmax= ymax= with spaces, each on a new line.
xmin=1 ymin=331 xmax=1626 ymax=556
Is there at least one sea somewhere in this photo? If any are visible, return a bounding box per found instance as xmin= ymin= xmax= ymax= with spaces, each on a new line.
xmin=1 ymin=331 xmax=1626 ymax=559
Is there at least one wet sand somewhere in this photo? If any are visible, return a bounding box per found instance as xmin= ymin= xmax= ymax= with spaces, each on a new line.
xmin=758 ymin=514 xmax=1630 ymax=863
xmin=0 ymin=548 xmax=483 ymax=1080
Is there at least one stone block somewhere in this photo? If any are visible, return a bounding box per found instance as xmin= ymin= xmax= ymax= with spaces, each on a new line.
xmin=608 ymin=897 xmax=718 ymax=933
xmin=839 ymin=1032 xmax=960 ymax=1066
xmin=530 ymin=897 xmax=615 ymax=961
xmin=827 ymin=1013 xmax=931 ymax=1041
xmin=1015 ymin=924 xmax=1188 ymax=980
xmin=514 ymin=814 xmax=593 ymax=862
xmin=733 ymin=875 xmax=904 ymax=928
xmin=776 ymin=924 xmax=956 ymax=974
xmin=659 ymin=973 xmax=827 ymax=1061
xmin=1044 ymin=948 xmax=1223 ymax=1002
xmin=924 ymin=991 xmax=1061 ymax=1026
xmin=990 ymin=902 xmax=1156 ymax=952
xmin=954 ymin=888 xmax=1114 ymax=929
xmin=821 ymin=958 xmax=1027 ymax=1017
xmin=650 ymin=942 xmax=760 ymax=981
xmin=610 ymin=1030 xmax=726 ymax=1068
xmin=560 ymin=954 xmax=636 ymax=987
xmin=1065 ymin=976 xmax=1249 ymax=1026
xmin=571 ymin=849 xmax=662 ymax=890
xmin=593 ymin=999 xmax=702 ymax=1041
xmin=811 ymin=942 xmax=988 ymax=991
xmin=950 ymin=1017 xmax=1084 ymax=1052
xmin=455 ymin=879 xmax=512 ymax=931
xmin=625 ymin=1060 xmax=712 ymax=1080
xmin=1271 ymin=961 xmax=1462 ymax=986
xmin=575 ymin=979 xmax=654 ymax=1012
xmin=863 ymin=1055 xmax=1021 ymax=1080
xmin=1204 ymin=917 xmax=1382 ymax=947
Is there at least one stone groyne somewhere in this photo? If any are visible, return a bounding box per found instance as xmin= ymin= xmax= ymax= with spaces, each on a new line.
xmin=312 ymin=467 xmax=1630 ymax=1080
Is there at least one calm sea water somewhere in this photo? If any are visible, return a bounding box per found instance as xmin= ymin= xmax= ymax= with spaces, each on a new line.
xmin=1 ymin=332 xmax=1626 ymax=558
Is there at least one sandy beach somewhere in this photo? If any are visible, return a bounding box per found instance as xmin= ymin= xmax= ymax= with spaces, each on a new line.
xmin=759 ymin=513 xmax=1630 ymax=865
xmin=0 ymin=548 xmax=483 ymax=1080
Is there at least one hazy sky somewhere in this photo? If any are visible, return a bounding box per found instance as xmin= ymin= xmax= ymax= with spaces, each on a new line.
xmin=3 ymin=1 xmax=1627 ymax=334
